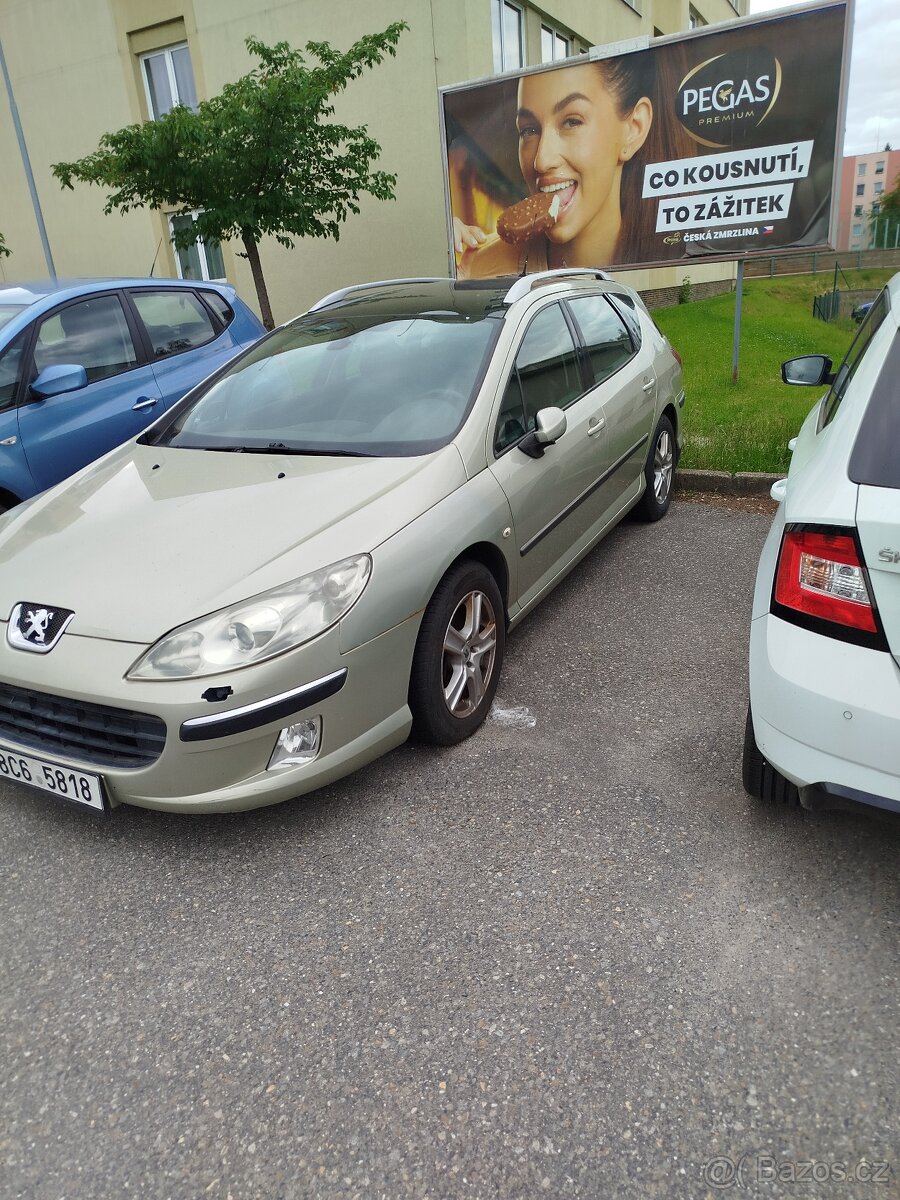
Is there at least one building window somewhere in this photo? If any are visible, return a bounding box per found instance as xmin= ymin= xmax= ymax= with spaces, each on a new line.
xmin=541 ymin=24 xmax=571 ymax=62
xmin=854 ymin=204 xmax=863 ymax=217
xmin=852 ymin=224 xmax=862 ymax=238
xmin=169 ymin=212 xmax=225 ymax=281
xmin=875 ymin=160 xmax=884 ymax=174
xmin=492 ymin=1 xmax=524 ymax=73
xmin=872 ymin=202 xmax=881 ymax=215
xmin=141 ymin=43 xmax=198 ymax=118
xmin=874 ymin=182 xmax=884 ymax=195
xmin=856 ymin=183 xmax=865 ymax=197
xmin=689 ymin=6 xmax=707 ymax=28
xmin=857 ymin=163 xmax=867 ymax=176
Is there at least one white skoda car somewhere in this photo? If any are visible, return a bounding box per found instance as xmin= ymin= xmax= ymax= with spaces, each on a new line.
xmin=744 ymin=273 xmax=900 ymax=817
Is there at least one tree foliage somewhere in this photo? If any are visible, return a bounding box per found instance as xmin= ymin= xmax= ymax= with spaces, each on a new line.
xmin=0 ymin=232 xmax=9 ymax=259
xmin=868 ymin=167 xmax=900 ymax=248
xmin=52 ymin=24 xmax=408 ymax=327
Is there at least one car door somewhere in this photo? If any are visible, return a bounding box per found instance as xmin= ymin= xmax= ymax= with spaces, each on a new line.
xmin=488 ymin=300 xmax=611 ymax=614
xmin=17 ymin=292 xmax=165 ymax=494
xmin=565 ymin=293 xmax=656 ymax=517
xmin=127 ymin=287 xmax=239 ymax=407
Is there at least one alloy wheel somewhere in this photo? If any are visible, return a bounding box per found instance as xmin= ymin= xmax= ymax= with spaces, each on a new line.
xmin=653 ymin=428 xmax=674 ymax=504
xmin=441 ymin=589 xmax=498 ymax=718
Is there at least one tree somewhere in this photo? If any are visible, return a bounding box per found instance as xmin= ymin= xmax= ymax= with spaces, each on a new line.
xmin=0 ymin=232 xmax=9 ymax=258
xmin=53 ymin=25 xmax=408 ymax=328
xmin=868 ymin=169 xmax=900 ymax=249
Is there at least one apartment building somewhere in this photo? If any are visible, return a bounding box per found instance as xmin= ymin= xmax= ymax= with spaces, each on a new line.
xmin=0 ymin=0 xmax=747 ymax=323
xmin=836 ymin=148 xmax=900 ymax=251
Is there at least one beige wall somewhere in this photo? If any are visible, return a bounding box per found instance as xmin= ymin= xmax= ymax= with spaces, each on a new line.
xmin=0 ymin=0 xmax=745 ymax=319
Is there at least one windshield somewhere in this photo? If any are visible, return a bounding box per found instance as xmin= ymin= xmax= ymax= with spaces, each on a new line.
xmin=153 ymin=311 xmax=500 ymax=456
xmin=0 ymin=305 xmax=27 ymax=333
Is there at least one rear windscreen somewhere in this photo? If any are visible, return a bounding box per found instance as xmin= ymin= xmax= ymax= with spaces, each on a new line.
xmin=848 ymin=331 xmax=900 ymax=488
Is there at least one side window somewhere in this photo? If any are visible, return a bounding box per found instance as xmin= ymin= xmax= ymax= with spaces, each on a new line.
xmin=0 ymin=330 xmax=29 ymax=411
xmin=199 ymin=290 xmax=234 ymax=328
xmin=567 ymin=295 xmax=635 ymax=386
xmin=130 ymin=290 xmax=218 ymax=358
xmin=495 ymin=303 xmax=583 ymax=453
xmin=34 ymin=296 xmax=137 ymax=384
xmin=606 ymin=293 xmax=642 ymax=348
xmin=820 ymin=290 xmax=889 ymax=430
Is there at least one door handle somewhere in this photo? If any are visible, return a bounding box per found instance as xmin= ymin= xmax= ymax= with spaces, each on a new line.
xmin=587 ymin=415 xmax=606 ymax=437
xmin=642 ymin=379 xmax=656 ymax=393
xmin=132 ymin=396 xmax=159 ymax=412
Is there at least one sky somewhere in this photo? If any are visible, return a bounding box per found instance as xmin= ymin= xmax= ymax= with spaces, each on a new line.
xmin=747 ymin=0 xmax=900 ymax=156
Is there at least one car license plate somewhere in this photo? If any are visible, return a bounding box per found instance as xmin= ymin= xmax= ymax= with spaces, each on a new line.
xmin=0 ymin=744 xmax=105 ymax=810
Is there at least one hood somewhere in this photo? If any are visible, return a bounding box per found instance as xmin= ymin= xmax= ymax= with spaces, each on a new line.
xmin=0 ymin=442 xmax=466 ymax=642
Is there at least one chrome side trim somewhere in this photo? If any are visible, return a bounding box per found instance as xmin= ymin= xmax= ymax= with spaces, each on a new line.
xmin=180 ymin=669 xmax=348 ymax=743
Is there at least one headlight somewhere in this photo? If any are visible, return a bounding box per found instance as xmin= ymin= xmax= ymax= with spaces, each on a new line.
xmin=127 ymin=554 xmax=371 ymax=680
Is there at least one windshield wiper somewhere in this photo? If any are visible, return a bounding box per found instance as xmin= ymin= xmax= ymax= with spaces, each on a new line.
xmin=184 ymin=442 xmax=376 ymax=457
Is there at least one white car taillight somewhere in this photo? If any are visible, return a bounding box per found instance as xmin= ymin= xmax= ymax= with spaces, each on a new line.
xmin=773 ymin=527 xmax=882 ymax=638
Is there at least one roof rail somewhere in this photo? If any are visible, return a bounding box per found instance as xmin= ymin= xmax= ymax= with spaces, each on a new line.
xmin=308 ymin=277 xmax=453 ymax=313
xmin=502 ymin=268 xmax=611 ymax=306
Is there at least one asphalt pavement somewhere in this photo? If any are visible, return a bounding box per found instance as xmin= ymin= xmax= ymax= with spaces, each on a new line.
xmin=1 ymin=498 xmax=898 ymax=1200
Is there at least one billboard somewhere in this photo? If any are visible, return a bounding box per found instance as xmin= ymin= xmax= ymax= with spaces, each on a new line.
xmin=440 ymin=1 xmax=851 ymax=278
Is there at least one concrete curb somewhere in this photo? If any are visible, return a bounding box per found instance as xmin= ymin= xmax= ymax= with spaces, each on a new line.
xmin=675 ymin=468 xmax=781 ymax=497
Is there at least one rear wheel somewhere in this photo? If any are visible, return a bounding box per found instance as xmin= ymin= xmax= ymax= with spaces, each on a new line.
xmin=742 ymin=706 xmax=800 ymax=806
xmin=410 ymin=561 xmax=505 ymax=746
xmin=634 ymin=414 xmax=675 ymax=522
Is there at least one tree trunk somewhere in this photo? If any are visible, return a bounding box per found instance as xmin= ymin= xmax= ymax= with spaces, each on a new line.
xmin=241 ymin=231 xmax=274 ymax=330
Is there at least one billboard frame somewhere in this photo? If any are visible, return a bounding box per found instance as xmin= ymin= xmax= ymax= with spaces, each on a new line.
xmin=437 ymin=0 xmax=854 ymax=277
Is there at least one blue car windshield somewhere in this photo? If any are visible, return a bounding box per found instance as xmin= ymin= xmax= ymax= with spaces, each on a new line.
xmin=0 ymin=305 xmax=27 ymax=332
xmin=154 ymin=312 xmax=500 ymax=456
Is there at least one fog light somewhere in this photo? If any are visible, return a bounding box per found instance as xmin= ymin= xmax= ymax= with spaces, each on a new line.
xmin=268 ymin=717 xmax=321 ymax=770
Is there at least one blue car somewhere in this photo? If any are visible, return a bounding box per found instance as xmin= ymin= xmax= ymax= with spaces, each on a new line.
xmin=0 ymin=278 xmax=264 ymax=511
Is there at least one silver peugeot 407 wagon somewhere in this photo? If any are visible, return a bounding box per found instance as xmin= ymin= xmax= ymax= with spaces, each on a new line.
xmin=0 ymin=270 xmax=684 ymax=813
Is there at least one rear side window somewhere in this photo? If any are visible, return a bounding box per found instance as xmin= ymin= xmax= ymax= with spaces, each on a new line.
xmin=199 ymin=290 xmax=234 ymax=327
xmin=848 ymin=332 xmax=900 ymax=488
xmin=567 ymin=295 xmax=635 ymax=385
xmin=131 ymin=289 xmax=218 ymax=358
xmin=606 ymin=293 xmax=642 ymax=348
xmin=495 ymin=303 xmax=583 ymax=453
xmin=820 ymin=289 xmax=889 ymax=429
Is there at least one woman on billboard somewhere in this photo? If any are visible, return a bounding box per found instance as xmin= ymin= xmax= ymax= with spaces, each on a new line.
xmin=457 ymin=51 xmax=688 ymax=276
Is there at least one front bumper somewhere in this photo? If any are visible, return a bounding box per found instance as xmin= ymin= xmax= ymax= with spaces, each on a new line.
xmin=749 ymin=612 xmax=900 ymax=812
xmin=0 ymin=616 xmax=419 ymax=813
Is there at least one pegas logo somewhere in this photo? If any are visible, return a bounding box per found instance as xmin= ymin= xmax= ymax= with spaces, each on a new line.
xmin=677 ymin=49 xmax=781 ymax=147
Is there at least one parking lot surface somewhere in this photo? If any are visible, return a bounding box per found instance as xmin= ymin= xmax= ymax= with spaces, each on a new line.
xmin=1 ymin=498 xmax=898 ymax=1199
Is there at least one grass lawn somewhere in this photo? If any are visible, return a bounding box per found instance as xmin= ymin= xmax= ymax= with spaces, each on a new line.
xmin=652 ymin=268 xmax=896 ymax=474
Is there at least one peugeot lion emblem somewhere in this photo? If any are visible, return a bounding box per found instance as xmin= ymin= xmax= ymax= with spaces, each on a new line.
xmin=7 ymin=602 xmax=75 ymax=654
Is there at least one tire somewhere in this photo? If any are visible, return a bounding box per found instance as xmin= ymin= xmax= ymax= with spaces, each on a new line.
xmin=634 ymin=414 xmax=676 ymax=522
xmin=742 ymin=706 xmax=800 ymax=806
xmin=410 ymin=560 xmax=505 ymax=746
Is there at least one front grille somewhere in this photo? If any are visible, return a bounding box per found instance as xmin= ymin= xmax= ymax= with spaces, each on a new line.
xmin=0 ymin=682 xmax=166 ymax=769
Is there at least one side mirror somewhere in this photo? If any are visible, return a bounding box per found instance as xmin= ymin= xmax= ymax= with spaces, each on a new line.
xmin=781 ymin=355 xmax=834 ymax=387
xmin=518 ymin=407 xmax=567 ymax=459
xmin=30 ymin=364 xmax=89 ymax=400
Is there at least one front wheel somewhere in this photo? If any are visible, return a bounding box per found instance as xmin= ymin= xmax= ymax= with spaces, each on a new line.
xmin=634 ymin=414 xmax=676 ymax=522
xmin=409 ymin=561 xmax=505 ymax=746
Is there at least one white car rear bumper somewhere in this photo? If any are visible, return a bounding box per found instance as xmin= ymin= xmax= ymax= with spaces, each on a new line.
xmin=750 ymin=612 xmax=900 ymax=811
